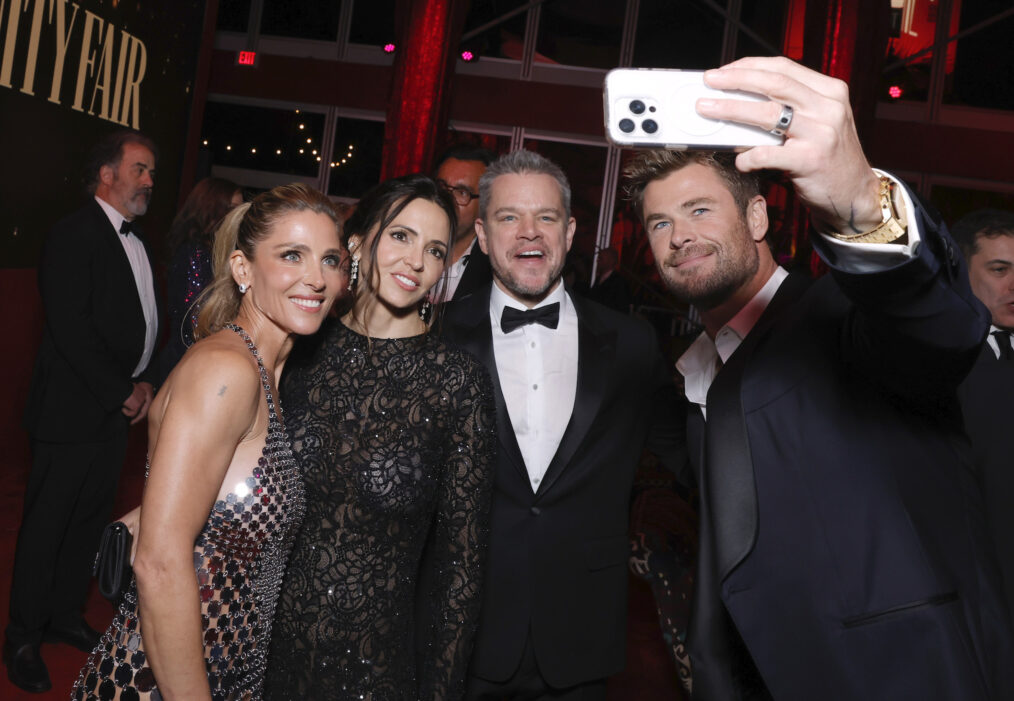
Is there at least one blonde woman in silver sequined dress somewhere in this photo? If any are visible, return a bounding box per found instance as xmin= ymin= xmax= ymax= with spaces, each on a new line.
xmin=264 ymin=175 xmax=496 ymax=700
xmin=71 ymin=183 xmax=345 ymax=701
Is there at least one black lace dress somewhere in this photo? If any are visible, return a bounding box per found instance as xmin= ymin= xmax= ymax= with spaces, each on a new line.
xmin=264 ymin=319 xmax=496 ymax=701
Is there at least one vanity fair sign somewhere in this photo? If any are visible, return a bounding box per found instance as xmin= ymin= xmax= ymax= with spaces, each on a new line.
xmin=0 ymin=0 xmax=208 ymax=267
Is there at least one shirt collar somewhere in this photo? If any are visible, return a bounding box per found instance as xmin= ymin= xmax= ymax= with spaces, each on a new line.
xmin=489 ymin=279 xmax=568 ymax=331
xmin=95 ymin=195 xmax=133 ymax=236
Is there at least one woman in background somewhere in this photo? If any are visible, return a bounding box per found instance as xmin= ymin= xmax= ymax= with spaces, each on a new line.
xmin=72 ymin=183 xmax=344 ymax=700
xmin=264 ymin=175 xmax=496 ymax=701
xmin=156 ymin=176 xmax=243 ymax=381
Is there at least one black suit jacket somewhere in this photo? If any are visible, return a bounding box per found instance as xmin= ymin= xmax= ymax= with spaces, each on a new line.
xmin=441 ymin=286 xmax=687 ymax=688
xmin=958 ymin=341 xmax=1014 ymax=626
xmin=451 ymin=241 xmax=493 ymax=301
xmin=689 ymin=206 xmax=1014 ymax=700
xmin=24 ymin=199 xmax=159 ymax=443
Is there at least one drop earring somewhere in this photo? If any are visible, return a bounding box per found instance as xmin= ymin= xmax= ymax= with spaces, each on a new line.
xmin=419 ymin=299 xmax=431 ymax=322
xmin=348 ymin=256 xmax=359 ymax=291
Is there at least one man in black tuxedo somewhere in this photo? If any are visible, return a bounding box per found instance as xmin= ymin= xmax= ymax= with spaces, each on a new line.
xmin=953 ymin=209 xmax=1014 ymax=621
xmin=442 ymin=149 xmax=686 ymax=700
xmin=624 ymin=57 xmax=1014 ymax=699
xmin=5 ymin=131 xmax=160 ymax=693
xmin=432 ymin=144 xmax=495 ymax=302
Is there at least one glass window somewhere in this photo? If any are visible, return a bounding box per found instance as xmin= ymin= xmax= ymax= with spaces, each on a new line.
xmin=461 ymin=0 xmax=529 ymax=62
xmin=534 ymin=2 xmax=624 ymax=69
xmin=261 ymin=1 xmax=342 ymax=41
xmin=349 ymin=0 xmax=397 ymax=46
xmin=632 ymin=0 xmax=725 ymax=70
xmin=200 ymin=102 xmax=326 ymax=178
xmin=944 ymin=2 xmax=1014 ymax=110
xmin=217 ymin=0 xmax=251 ymax=32
xmin=327 ymin=117 xmax=385 ymax=199
xmin=734 ymin=0 xmax=789 ymax=59
xmin=880 ymin=0 xmax=954 ymax=103
xmin=437 ymin=130 xmax=512 ymax=168
xmin=930 ymin=183 xmax=1014 ymax=226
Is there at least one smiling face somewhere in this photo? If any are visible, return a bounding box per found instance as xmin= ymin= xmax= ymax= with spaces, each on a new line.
xmin=233 ymin=210 xmax=344 ymax=337
xmin=642 ymin=162 xmax=768 ymax=312
xmin=475 ymin=172 xmax=576 ymax=307
xmin=352 ymin=197 xmax=450 ymax=320
xmin=967 ymin=233 xmax=1014 ymax=331
xmin=100 ymin=141 xmax=155 ymax=219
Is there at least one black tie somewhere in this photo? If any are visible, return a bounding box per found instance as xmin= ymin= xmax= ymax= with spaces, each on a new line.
xmin=500 ymin=303 xmax=560 ymax=333
xmin=993 ymin=330 xmax=1014 ymax=361
xmin=119 ymin=220 xmax=134 ymax=235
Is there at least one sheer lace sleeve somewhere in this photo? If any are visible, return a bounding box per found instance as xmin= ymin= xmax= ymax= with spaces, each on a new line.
xmin=418 ymin=353 xmax=496 ymax=700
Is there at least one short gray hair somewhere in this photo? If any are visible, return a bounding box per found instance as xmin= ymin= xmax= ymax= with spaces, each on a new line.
xmin=478 ymin=149 xmax=572 ymax=221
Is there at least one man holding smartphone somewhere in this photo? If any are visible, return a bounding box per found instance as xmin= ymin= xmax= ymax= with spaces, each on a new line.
xmin=623 ymin=57 xmax=1013 ymax=700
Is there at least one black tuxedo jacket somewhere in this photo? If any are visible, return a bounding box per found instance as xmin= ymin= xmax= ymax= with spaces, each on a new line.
xmin=24 ymin=199 xmax=159 ymax=443
xmin=958 ymin=341 xmax=1014 ymax=625
xmin=452 ymin=242 xmax=492 ymax=301
xmin=441 ymin=286 xmax=687 ymax=688
xmin=689 ymin=208 xmax=1014 ymax=700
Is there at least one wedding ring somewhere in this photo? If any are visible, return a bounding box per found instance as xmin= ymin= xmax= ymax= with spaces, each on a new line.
xmin=770 ymin=104 xmax=793 ymax=137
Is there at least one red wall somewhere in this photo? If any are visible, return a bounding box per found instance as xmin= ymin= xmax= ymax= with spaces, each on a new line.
xmin=1 ymin=269 xmax=42 ymax=470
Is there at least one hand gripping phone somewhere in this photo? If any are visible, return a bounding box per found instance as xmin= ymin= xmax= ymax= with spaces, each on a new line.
xmin=604 ymin=68 xmax=784 ymax=151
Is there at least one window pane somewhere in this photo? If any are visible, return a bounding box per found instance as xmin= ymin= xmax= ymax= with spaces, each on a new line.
xmin=462 ymin=0 xmax=528 ymax=62
xmin=734 ymin=0 xmax=789 ymax=59
xmin=944 ymin=1 xmax=1014 ymax=110
xmin=350 ymin=0 xmax=397 ymax=45
xmin=328 ymin=118 xmax=385 ymax=199
xmin=880 ymin=0 xmax=950 ymax=103
xmin=930 ymin=183 xmax=1014 ymax=225
xmin=217 ymin=0 xmax=251 ymax=32
xmin=633 ymin=0 xmax=725 ymax=69
xmin=534 ymin=2 xmax=624 ymax=69
xmin=261 ymin=0 xmax=342 ymax=41
xmin=437 ymin=130 xmax=512 ymax=169
xmin=201 ymin=102 xmax=326 ymax=177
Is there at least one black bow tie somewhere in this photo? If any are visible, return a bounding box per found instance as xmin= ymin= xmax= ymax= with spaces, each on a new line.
xmin=119 ymin=220 xmax=134 ymax=235
xmin=500 ymin=303 xmax=560 ymax=334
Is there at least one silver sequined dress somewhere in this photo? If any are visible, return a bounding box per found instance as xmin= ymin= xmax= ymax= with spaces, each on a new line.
xmin=263 ymin=319 xmax=496 ymax=701
xmin=71 ymin=325 xmax=306 ymax=701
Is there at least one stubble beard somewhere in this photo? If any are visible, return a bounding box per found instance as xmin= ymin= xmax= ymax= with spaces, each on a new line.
xmin=490 ymin=257 xmax=565 ymax=304
xmin=660 ymin=234 xmax=759 ymax=312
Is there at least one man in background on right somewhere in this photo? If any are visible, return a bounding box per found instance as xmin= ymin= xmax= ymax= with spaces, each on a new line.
xmin=624 ymin=56 xmax=1013 ymax=700
xmin=953 ymin=209 xmax=1014 ymax=624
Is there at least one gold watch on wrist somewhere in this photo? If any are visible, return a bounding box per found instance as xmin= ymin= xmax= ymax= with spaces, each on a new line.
xmin=829 ymin=176 xmax=907 ymax=245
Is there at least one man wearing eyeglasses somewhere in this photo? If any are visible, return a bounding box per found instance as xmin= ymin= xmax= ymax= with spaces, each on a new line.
xmin=432 ymin=144 xmax=495 ymax=302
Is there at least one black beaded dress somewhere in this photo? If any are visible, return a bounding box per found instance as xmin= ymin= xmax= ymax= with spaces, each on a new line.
xmin=71 ymin=325 xmax=306 ymax=701
xmin=263 ymin=319 xmax=496 ymax=701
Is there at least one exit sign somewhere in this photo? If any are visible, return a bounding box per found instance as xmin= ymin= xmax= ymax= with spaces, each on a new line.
xmin=238 ymin=51 xmax=257 ymax=66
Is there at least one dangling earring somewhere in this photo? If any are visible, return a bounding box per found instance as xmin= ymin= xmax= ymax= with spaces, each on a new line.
xmin=348 ymin=256 xmax=359 ymax=291
xmin=238 ymin=283 xmax=249 ymax=294
xmin=419 ymin=299 xmax=431 ymax=322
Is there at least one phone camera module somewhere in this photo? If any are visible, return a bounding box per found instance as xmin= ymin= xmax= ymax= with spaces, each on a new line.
xmin=642 ymin=119 xmax=658 ymax=134
xmin=629 ymin=100 xmax=646 ymax=115
xmin=618 ymin=118 xmax=635 ymax=134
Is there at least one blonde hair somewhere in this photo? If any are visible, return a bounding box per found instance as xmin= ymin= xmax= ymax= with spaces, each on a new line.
xmin=194 ymin=183 xmax=340 ymax=339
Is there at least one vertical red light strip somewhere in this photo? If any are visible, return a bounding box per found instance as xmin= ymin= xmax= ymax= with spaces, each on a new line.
xmin=380 ymin=0 xmax=467 ymax=180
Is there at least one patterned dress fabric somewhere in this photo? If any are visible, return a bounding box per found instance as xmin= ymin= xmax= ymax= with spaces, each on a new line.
xmin=71 ymin=325 xmax=305 ymax=700
xmin=264 ymin=319 xmax=496 ymax=701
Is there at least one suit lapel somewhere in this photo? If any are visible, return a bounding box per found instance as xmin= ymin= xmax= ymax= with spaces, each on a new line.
xmin=535 ymin=294 xmax=614 ymax=499
xmin=444 ymin=287 xmax=528 ymax=481
xmin=705 ymin=272 xmax=810 ymax=581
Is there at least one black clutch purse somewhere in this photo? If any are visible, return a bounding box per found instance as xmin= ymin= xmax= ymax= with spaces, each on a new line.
xmin=93 ymin=521 xmax=133 ymax=602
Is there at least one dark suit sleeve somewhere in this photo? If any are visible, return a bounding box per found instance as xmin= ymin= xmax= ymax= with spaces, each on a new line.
xmin=814 ymin=188 xmax=989 ymax=401
xmin=39 ymin=220 xmax=134 ymax=412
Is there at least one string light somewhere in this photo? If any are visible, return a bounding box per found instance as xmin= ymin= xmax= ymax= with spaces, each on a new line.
xmin=298 ymin=123 xmax=305 ymax=130
xmin=251 ymin=147 xmax=256 ymax=154
xmin=226 ymin=145 xmax=232 ymax=151
xmin=202 ymin=139 xmax=208 ymax=146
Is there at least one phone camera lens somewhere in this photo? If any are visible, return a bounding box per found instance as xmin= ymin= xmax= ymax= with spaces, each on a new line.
xmin=619 ymin=118 xmax=635 ymax=134
xmin=642 ymin=119 xmax=658 ymax=134
xmin=629 ymin=100 xmax=646 ymax=115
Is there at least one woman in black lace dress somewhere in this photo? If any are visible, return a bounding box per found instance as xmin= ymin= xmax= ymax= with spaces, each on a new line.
xmin=264 ymin=175 xmax=496 ymax=701
xmin=72 ymin=184 xmax=345 ymax=700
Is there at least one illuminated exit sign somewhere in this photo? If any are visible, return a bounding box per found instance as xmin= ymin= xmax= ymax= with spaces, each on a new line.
xmin=237 ymin=51 xmax=257 ymax=66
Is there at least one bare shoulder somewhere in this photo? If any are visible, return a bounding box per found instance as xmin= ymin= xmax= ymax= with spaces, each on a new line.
xmin=158 ymin=331 xmax=262 ymax=421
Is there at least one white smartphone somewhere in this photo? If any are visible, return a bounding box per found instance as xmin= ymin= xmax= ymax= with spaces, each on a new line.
xmin=604 ymin=68 xmax=784 ymax=151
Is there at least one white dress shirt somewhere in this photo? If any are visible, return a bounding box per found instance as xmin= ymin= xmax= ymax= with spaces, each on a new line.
xmin=678 ymin=171 xmax=922 ymax=418
xmin=95 ymin=196 xmax=158 ymax=378
xmin=987 ymin=325 xmax=1013 ymax=360
xmin=430 ymin=238 xmax=479 ymax=303
xmin=490 ymin=280 xmax=578 ymax=492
